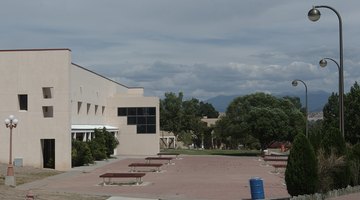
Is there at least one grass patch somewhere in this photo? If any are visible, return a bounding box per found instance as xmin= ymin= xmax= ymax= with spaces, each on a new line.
xmin=160 ymin=149 xmax=261 ymax=156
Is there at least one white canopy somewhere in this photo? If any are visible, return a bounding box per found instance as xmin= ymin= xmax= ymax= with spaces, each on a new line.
xmin=71 ymin=124 xmax=119 ymax=132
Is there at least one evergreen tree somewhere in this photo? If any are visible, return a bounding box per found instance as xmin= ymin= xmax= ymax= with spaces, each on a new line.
xmin=285 ymin=133 xmax=318 ymax=196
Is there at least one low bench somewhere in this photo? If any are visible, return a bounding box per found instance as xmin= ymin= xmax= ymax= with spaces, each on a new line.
xmin=157 ymin=152 xmax=180 ymax=159
xmin=99 ymin=172 xmax=146 ymax=186
xmin=263 ymin=156 xmax=288 ymax=162
xmin=145 ymin=157 xmax=173 ymax=165
xmin=128 ymin=163 xmax=163 ymax=172
xmin=271 ymin=163 xmax=287 ymax=173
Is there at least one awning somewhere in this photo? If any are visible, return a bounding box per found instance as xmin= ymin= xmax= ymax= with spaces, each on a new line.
xmin=71 ymin=124 xmax=119 ymax=132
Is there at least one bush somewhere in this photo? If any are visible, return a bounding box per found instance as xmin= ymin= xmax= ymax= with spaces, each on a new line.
xmin=72 ymin=140 xmax=94 ymax=167
xmin=285 ymin=133 xmax=318 ymax=196
xmin=320 ymin=128 xmax=350 ymax=189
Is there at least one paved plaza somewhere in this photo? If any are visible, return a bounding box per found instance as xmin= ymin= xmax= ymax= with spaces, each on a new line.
xmin=18 ymin=155 xmax=290 ymax=200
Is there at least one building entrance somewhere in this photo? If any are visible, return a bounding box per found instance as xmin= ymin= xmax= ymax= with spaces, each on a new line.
xmin=41 ymin=139 xmax=55 ymax=169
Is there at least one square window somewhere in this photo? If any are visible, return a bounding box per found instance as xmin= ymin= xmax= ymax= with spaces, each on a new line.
xmin=128 ymin=108 xmax=136 ymax=116
xmin=18 ymin=94 xmax=28 ymax=111
xmin=42 ymin=87 xmax=53 ymax=99
xmin=128 ymin=116 xmax=137 ymax=125
xmin=137 ymin=108 xmax=145 ymax=115
xmin=137 ymin=125 xmax=147 ymax=133
xmin=147 ymin=116 xmax=156 ymax=124
xmin=43 ymin=106 xmax=54 ymax=118
xmin=137 ymin=116 xmax=146 ymax=124
xmin=148 ymin=107 xmax=156 ymax=115
xmin=118 ymin=108 xmax=127 ymax=116
xmin=147 ymin=125 xmax=156 ymax=133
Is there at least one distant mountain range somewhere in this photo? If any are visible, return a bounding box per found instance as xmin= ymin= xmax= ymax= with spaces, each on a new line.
xmin=206 ymin=91 xmax=331 ymax=113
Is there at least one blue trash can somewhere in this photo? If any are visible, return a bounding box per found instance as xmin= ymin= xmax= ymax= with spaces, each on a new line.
xmin=249 ymin=177 xmax=265 ymax=200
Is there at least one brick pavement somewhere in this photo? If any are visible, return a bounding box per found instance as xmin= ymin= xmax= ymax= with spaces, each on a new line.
xmin=19 ymin=155 xmax=290 ymax=200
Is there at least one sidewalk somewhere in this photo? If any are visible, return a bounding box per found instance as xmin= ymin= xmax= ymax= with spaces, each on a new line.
xmin=19 ymin=155 xmax=290 ymax=200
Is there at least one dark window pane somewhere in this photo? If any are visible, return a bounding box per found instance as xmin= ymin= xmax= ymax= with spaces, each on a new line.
xmin=128 ymin=108 xmax=137 ymax=115
xmin=118 ymin=108 xmax=127 ymax=116
xmin=147 ymin=125 xmax=156 ymax=133
xmin=137 ymin=125 xmax=147 ymax=133
xmin=137 ymin=108 xmax=145 ymax=115
xmin=18 ymin=94 xmax=28 ymax=111
xmin=137 ymin=116 xmax=146 ymax=124
xmin=147 ymin=116 xmax=156 ymax=124
xmin=148 ymin=107 xmax=156 ymax=115
xmin=128 ymin=116 xmax=137 ymax=125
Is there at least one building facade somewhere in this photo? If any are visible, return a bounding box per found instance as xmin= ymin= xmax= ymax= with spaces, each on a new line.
xmin=0 ymin=49 xmax=159 ymax=171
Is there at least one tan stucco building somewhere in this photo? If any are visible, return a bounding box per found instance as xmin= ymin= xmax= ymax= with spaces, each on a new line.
xmin=0 ymin=49 xmax=159 ymax=171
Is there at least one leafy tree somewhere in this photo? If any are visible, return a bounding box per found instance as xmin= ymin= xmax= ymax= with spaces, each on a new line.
xmin=308 ymin=120 xmax=323 ymax=153
xmin=285 ymin=133 xmax=318 ymax=196
xmin=199 ymin=102 xmax=219 ymax=118
xmin=160 ymin=92 xmax=219 ymax=148
xmin=222 ymin=93 xmax=304 ymax=149
xmin=160 ymin=92 xmax=184 ymax=138
xmin=322 ymin=92 xmax=339 ymax=134
xmin=344 ymin=82 xmax=360 ymax=144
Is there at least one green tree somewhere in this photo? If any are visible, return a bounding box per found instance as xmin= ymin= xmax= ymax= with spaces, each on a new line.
xmin=320 ymin=127 xmax=350 ymax=189
xmin=103 ymin=128 xmax=119 ymax=157
xmin=322 ymin=92 xmax=339 ymax=133
xmin=285 ymin=133 xmax=318 ymax=196
xmin=223 ymin=92 xmax=304 ymax=149
xmin=160 ymin=92 xmax=219 ymax=148
xmin=345 ymin=82 xmax=360 ymax=144
xmin=160 ymin=92 xmax=184 ymax=138
xmin=199 ymin=102 xmax=219 ymax=118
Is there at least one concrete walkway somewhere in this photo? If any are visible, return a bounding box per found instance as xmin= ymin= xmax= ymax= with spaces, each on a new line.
xmin=18 ymin=155 xmax=291 ymax=200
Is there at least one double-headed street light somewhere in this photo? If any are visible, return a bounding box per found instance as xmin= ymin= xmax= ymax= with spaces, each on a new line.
xmin=308 ymin=5 xmax=345 ymax=138
xmin=4 ymin=115 xmax=18 ymax=186
xmin=292 ymin=79 xmax=308 ymax=138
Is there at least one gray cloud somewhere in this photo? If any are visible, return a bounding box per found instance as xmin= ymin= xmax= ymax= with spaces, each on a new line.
xmin=0 ymin=0 xmax=359 ymax=100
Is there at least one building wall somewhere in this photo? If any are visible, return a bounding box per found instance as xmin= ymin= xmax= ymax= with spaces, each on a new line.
xmin=108 ymin=95 xmax=160 ymax=155
xmin=71 ymin=65 xmax=160 ymax=156
xmin=0 ymin=49 xmax=160 ymax=171
xmin=0 ymin=49 xmax=72 ymax=171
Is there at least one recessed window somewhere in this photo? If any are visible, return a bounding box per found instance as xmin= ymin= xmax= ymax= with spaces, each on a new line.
xmin=87 ymin=103 xmax=91 ymax=114
xmin=18 ymin=94 xmax=28 ymax=111
xmin=77 ymin=102 xmax=82 ymax=114
xmin=43 ymin=106 xmax=54 ymax=118
xmin=95 ymin=105 xmax=98 ymax=115
xmin=102 ymin=106 xmax=105 ymax=115
xmin=42 ymin=87 xmax=53 ymax=99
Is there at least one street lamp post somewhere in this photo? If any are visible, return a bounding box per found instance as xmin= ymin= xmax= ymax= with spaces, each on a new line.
xmin=292 ymin=79 xmax=308 ymax=138
xmin=4 ymin=115 xmax=18 ymax=187
xmin=319 ymin=58 xmax=342 ymax=134
xmin=308 ymin=5 xmax=345 ymax=138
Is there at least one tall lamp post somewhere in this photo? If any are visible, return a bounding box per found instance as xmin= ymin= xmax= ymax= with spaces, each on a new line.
xmin=319 ymin=58 xmax=342 ymax=134
xmin=4 ymin=115 xmax=18 ymax=186
xmin=308 ymin=5 xmax=345 ymax=138
xmin=292 ymin=79 xmax=308 ymax=138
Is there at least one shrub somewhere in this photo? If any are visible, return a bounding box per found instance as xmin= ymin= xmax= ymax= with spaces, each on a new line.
xmin=72 ymin=140 xmax=94 ymax=167
xmin=320 ymin=128 xmax=350 ymax=189
xmin=285 ymin=133 xmax=318 ymax=196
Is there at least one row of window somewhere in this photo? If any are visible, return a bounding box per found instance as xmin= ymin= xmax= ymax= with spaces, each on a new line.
xmin=77 ymin=102 xmax=105 ymax=116
xmin=118 ymin=107 xmax=156 ymax=134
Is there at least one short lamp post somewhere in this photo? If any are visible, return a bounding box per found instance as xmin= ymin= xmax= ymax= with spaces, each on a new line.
xmin=4 ymin=115 xmax=18 ymax=187
xmin=292 ymin=79 xmax=308 ymax=138
xmin=308 ymin=5 xmax=345 ymax=138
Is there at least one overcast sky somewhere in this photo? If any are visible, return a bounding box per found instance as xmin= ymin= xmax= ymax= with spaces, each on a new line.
xmin=1 ymin=0 xmax=359 ymax=100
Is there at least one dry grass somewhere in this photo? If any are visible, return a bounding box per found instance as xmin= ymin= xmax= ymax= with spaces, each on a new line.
xmin=0 ymin=163 xmax=108 ymax=200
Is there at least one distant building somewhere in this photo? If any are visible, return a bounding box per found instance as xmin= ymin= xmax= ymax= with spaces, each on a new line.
xmin=0 ymin=49 xmax=159 ymax=171
xmin=308 ymin=111 xmax=323 ymax=121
